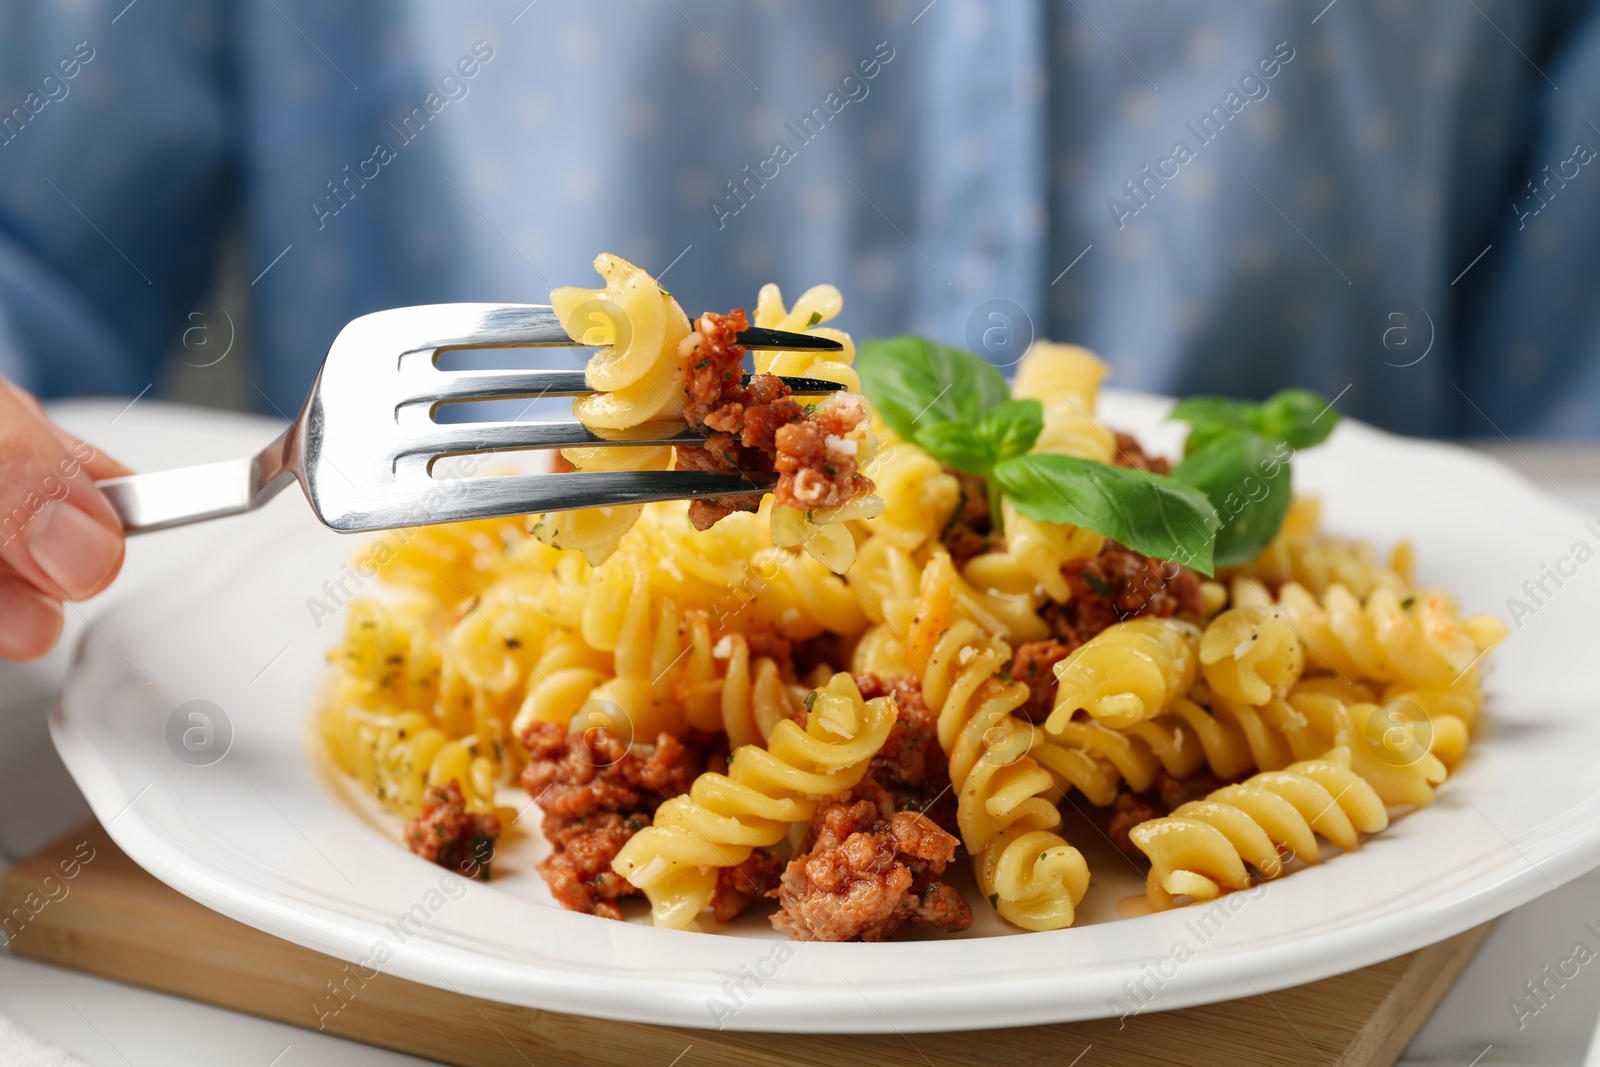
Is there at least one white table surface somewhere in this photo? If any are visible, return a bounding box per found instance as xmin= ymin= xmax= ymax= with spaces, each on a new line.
xmin=3 ymin=400 xmax=1599 ymax=1067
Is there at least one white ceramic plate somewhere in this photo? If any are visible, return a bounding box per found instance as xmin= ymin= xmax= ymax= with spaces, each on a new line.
xmin=52 ymin=391 xmax=1600 ymax=1033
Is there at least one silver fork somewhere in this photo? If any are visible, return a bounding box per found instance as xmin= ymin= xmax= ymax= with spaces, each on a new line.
xmin=93 ymin=303 xmax=846 ymax=535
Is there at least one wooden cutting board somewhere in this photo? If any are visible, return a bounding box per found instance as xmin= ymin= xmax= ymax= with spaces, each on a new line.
xmin=2 ymin=824 xmax=1491 ymax=1067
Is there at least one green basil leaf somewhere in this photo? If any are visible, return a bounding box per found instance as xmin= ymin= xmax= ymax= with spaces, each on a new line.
xmin=1172 ymin=389 xmax=1340 ymax=456
xmin=1169 ymin=396 xmax=1250 ymax=457
xmin=1169 ymin=395 xmax=1249 ymax=431
xmin=975 ymin=399 xmax=1044 ymax=464
xmin=1250 ymin=388 xmax=1339 ymax=448
xmin=993 ymin=453 xmax=1216 ymax=575
xmin=915 ymin=421 xmax=996 ymax=475
xmin=1172 ymin=429 xmax=1294 ymax=567
xmin=857 ymin=335 xmax=1010 ymax=442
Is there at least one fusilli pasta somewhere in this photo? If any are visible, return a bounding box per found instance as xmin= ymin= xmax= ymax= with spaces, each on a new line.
xmin=1198 ymin=605 xmax=1305 ymax=705
xmin=610 ymin=672 xmax=894 ymax=929
xmin=1129 ymin=749 xmax=1388 ymax=910
xmin=1046 ymin=616 xmax=1202 ymax=730
xmin=1276 ymin=582 xmax=1507 ymax=690
xmin=903 ymin=551 xmax=1092 ymax=930
xmin=540 ymin=254 xmax=690 ymax=564
xmin=1235 ymin=496 xmax=1412 ymax=599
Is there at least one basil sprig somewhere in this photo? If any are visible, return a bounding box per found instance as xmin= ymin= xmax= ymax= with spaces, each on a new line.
xmin=1168 ymin=390 xmax=1340 ymax=567
xmin=856 ymin=336 xmax=1343 ymax=577
xmin=857 ymin=336 xmax=1218 ymax=575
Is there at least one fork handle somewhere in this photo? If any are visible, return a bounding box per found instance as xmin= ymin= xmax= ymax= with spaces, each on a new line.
xmin=94 ymin=429 xmax=298 ymax=535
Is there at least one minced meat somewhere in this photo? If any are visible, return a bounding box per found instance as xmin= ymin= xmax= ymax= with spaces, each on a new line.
xmin=852 ymin=673 xmax=956 ymax=834
xmin=1111 ymin=430 xmax=1172 ymax=475
xmin=710 ymin=850 xmax=786 ymax=924
xmin=674 ymin=308 xmax=873 ymax=530
xmin=405 ymin=780 xmax=501 ymax=880
xmin=677 ymin=309 xmax=803 ymax=530
xmin=520 ymin=721 xmax=706 ymax=920
xmin=1009 ymin=640 xmax=1074 ymax=724
xmin=770 ymin=779 xmax=971 ymax=941
xmin=1042 ymin=543 xmax=1205 ymax=647
xmin=771 ymin=394 xmax=874 ymax=513
xmin=939 ymin=469 xmax=995 ymax=566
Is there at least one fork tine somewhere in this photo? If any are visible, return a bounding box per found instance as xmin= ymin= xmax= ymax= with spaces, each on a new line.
xmin=417 ymin=370 xmax=847 ymax=405
xmin=386 ymin=470 xmax=778 ymax=530
xmin=735 ymin=327 xmax=843 ymax=352
xmin=399 ymin=420 xmax=707 ymax=463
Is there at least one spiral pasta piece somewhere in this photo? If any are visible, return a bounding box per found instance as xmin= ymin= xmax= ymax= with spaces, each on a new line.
xmin=750 ymin=282 xmax=860 ymax=390
xmin=365 ymin=516 xmax=532 ymax=606
xmin=1236 ymin=497 xmax=1412 ymax=599
xmin=1033 ymin=690 xmax=1257 ymax=805
xmin=1030 ymin=664 xmax=1442 ymax=815
xmin=904 ymin=547 xmax=1049 ymax=648
xmin=611 ymin=672 xmax=895 ymax=929
xmin=748 ymin=281 xmax=883 ymax=574
xmin=329 ymin=598 xmax=444 ymax=714
xmin=1381 ymin=675 xmax=1484 ymax=768
xmin=901 ymin=553 xmax=1090 ymax=930
xmin=1277 ymin=582 xmax=1507 ymax=690
xmin=859 ymin=441 xmax=961 ymax=553
xmin=1011 ymin=341 xmax=1116 ymax=463
xmin=537 ymin=254 xmax=693 ymax=564
xmin=554 ymin=253 xmax=692 ymax=428
xmin=319 ymin=705 xmax=502 ymax=819
xmin=1284 ymin=683 xmax=1446 ymax=807
xmin=1129 ymin=750 xmax=1388 ymax=910
xmin=975 ymin=828 xmax=1091 ymax=932
xmin=964 ymin=500 xmax=1105 ymax=606
xmin=1046 ymin=617 xmax=1202 ymax=730
xmin=1199 ymin=605 xmax=1306 ymax=705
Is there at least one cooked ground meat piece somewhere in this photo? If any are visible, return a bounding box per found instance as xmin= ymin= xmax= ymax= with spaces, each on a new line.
xmin=792 ymin=631 xmax=850 ymax=679
xmin=1107 ymin=789 xmax=1162 ymax=859
xmin=770 ymin=779 xmax=971 ymax=941
xmin=1154 ymin=766 xmax=1230 ymax=811
xmin=772 ymin=395 xmax=874 ymax=513
xmin=1042 ymin=543 xmax=1206 ymax=647
xmin=676 ymin=308 xmax=875 ymax=529
xmin=539 ymin=812 xmax=641 ymax=920
xmin=852 ymin=673 xmax=957 ymax=834
xmin=405 ymin=780 xmax=501 ymax=880
xmin=710 ymin=850 xmax=786 ymax=924
xmin=745 ymin=630 xmax=794 ymax=673
xmin=673 ymin=430 xmax=767 ymax=529
xmin=939 ymin=469 xmax=995 ymax=566
xmin=1107 ymin=767 xmax=1234 ymax=858
xmin=680 ymin=311 xmax=788 ymax=526
xmin=520 ymin=721 xmax=705 ymax=920
xmin=1111 ymin=430 xmax=1172 ymax=475
xmin=1010 ymin=640 xmax=1074 ymax=724
xmin=677 ymin=309 xmax=807 ymax=530
xmin=682 ymin=308 xmax=751 ymax=428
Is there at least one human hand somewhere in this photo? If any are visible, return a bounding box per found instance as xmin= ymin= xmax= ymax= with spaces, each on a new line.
xmin=0 ymin=379 xmax=131 ymax=660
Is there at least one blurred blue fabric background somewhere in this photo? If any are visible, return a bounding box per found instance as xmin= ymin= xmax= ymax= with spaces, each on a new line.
xmin=0 ymin=0 xmax=1596 ymax=436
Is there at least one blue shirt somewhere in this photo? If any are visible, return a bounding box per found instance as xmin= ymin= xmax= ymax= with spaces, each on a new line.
xmin=1 ymin=0 xmax=1597 ymax=436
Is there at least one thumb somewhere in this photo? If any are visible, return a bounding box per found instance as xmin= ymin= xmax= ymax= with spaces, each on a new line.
xmin=0 ymin=383 xmax=126 ymax=602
